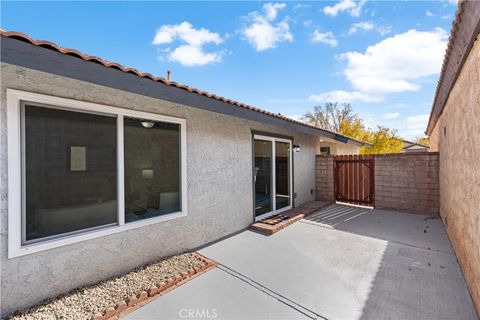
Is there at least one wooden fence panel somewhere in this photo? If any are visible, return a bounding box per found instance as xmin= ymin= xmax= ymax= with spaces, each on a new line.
xmin=334 ymin=155 xmax=375 ymax=207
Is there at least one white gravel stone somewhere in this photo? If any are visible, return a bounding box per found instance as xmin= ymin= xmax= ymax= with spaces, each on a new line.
xmin=8 ymin=253 xmax=204 ymax=320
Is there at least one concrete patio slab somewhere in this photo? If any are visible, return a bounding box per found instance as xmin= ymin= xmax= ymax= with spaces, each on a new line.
xmin=200 ymin=204 xmax=477 ymax=320
xmin=124 ymin=267 xmax=309 ymax=320
xmin=126 ymin=204 xmax=478 ymax=320
xmin=303 ymin=205 xmax=452 ymax=253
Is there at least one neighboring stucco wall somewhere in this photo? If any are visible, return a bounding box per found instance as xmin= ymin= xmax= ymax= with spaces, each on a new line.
xmin=0 ymin=63 xmax=321 ymax=315
xmin=319 ymin=140 xmax=359 ymax=155
xmin=429 ymin=35 xmax=480 ymax=314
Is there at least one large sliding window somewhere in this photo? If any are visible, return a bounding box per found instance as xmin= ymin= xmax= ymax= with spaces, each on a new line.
xmin=124 ymin=118 xmax=181 ymax=222
xmin=7 ymin=90 xmax=187 ymax=258
xmin=23 ymin=104 xmax=118 ymax=243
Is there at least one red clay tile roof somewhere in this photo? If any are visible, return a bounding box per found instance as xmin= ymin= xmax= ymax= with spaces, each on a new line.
xmin=0 ymin=29 xmax=369 ymax=146
xmin=426 ymin=0 xmax=480 ymax=134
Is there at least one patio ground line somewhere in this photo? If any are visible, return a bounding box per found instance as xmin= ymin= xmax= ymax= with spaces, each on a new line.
xmin=215 ymin=263 xmax=329 ymax=320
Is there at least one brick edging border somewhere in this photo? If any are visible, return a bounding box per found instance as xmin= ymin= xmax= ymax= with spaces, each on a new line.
xmin=91 ymin=253 xmax=216 ymax=320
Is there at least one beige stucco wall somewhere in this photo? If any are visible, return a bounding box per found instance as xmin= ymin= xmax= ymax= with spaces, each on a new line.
xmin=429 ymin=35 xmax=480 ymax=314
xmin=0 ymin=63 xmax=330 ymax=315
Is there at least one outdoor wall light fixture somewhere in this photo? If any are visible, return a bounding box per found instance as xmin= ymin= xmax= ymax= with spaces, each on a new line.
xmin=141 ymin=120 xmax=155 ymax=128
xmin=293 ymin=144 xmax=301 ymax=153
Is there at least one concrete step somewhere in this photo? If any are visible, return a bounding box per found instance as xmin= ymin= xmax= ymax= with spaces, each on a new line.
xmin=251 ymin=201 xmax=331 ymax=235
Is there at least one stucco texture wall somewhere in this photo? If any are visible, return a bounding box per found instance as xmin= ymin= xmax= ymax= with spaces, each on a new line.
xmin=429 ymin=36 xmax=480 ymax=313
xmin=0 ymin=63 xmax=322 ymax=315
xmin=319 ymin=140 xmax=359 ymax=155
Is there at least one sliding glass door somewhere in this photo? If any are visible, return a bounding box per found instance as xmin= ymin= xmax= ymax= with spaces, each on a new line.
xmin=254 ymin=139 xmax=273 ymax=216
xmin=253 ymin=135 xmax=292 ymax=220
xmin=275 ymin=141 xmax=291 ymax=211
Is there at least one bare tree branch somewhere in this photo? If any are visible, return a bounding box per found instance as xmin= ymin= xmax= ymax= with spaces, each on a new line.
xmin=303 ymin=102 xmax=358 ymax=132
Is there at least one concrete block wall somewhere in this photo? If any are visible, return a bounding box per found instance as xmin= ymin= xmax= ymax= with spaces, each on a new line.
xmin=315 ymin=152 xmax=440 ymax=216
xmin=315 ymin=155 xmax=334 ymax=202
xmin=429 ymin=35 xmax=480 ymax=314
xmin=374 ymin=153 xmax=439 ymax=216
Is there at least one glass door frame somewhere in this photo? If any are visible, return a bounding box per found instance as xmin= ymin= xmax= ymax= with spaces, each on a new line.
xmin=253 ymin=134 xmax=293 ymax=221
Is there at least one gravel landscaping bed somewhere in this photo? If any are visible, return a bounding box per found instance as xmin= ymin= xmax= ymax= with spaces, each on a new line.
xmin=8 ymin=253 xmax=205 ymax=320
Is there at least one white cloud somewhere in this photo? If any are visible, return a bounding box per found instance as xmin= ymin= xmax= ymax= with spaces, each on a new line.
xmin=308 ymin=90 xmax=382 ymax=103
xmin=405 ymin=114 xmax=429 ymax=128
xmin=263 ymin=2 xmax=285 ymax=20
xmin=242 ymin=3 xmax=293 ymax=51
xmin=348 ymin=21 xmax=374 ymax=34
xmin=286 ymin=114 xmax=307 ymax=122
xmin=244 ymin=20 xmax=292 ymax=51
xmin=426 ymin=10 xmax=434 ymax=17
xmin=169 ymin=45 xmax=222 ymax=67
xmin=311 ymin=30 xmax=338 ymax=47
xmin=348 ymin=21 xmax=391 ymax=35
xmin=323 ymin=0 xmax=366 ymax=17
xmin=376 ymin=24 xmax=392 ymax=36
xmin=303 ymin=20 xmax=313 ymax=27
xmin=380 ymin=112 xmax=400 ymax=120
xmin=152 ymin=22 xmax=223 ymax=67
xmin=153 ymin=22 xmax=222 ymax=46
xmin=293 ymin=4 xmax=310 ymax=10
xmin=338 ymin=28 xmax=448 ymax=94
xmin=400 ymin=114 xmax=429 ymax=138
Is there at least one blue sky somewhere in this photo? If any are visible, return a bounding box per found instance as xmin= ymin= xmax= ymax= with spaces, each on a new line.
xmin=1 ymin=1 xmax=458 ymax=139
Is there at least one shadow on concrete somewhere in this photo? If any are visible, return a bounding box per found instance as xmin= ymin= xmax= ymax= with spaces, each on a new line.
xmin=304 ymin=203 xmax=452 ymax=253
xmin=303 ymin=204 xmax=371 ymax=226
xmin=303 ymin=204 xmax=478 ymax=320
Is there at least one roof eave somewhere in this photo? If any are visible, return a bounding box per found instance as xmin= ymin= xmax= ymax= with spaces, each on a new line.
xmin=0 ymin=33 xmax=365 ymax=146
xmin=426 ymin=0 xmax=480 ymax=135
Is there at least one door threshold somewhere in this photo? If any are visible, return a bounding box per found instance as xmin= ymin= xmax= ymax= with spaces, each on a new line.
xmin=255 ymin=206 xmax=292 ymax=222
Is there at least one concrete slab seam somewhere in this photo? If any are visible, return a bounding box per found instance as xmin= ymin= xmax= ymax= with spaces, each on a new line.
xmin=215 ymin=264 xmax=329 ymax=320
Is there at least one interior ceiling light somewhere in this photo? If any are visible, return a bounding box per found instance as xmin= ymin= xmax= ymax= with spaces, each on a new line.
xmin=141 ymin=120 xmax=155 ymax=128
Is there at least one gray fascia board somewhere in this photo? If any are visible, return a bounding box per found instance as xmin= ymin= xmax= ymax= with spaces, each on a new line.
xmin=1 ymin=36 xmax=363 ymax=146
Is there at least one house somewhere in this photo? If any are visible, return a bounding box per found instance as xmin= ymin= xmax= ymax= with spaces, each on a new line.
xmin=426 ymin=0 xmax=480 ymax=314
xmin=0 ymin=30 xmax=367 ymax=315
xmin=318 ymin=138 xmax=361 ymax=155
xmin=400 ymin=139 xmax=429 ymax=153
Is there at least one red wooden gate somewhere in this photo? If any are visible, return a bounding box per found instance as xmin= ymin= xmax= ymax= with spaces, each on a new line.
xmin=334 ymin=155 xmax=375 ymax=207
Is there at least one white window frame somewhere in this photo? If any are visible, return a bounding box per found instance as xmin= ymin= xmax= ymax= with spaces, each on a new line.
xmin=253 ymin=134 xmax=293 ymax=221
xmin=7 ymin=89 xmax=188 ymax=259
